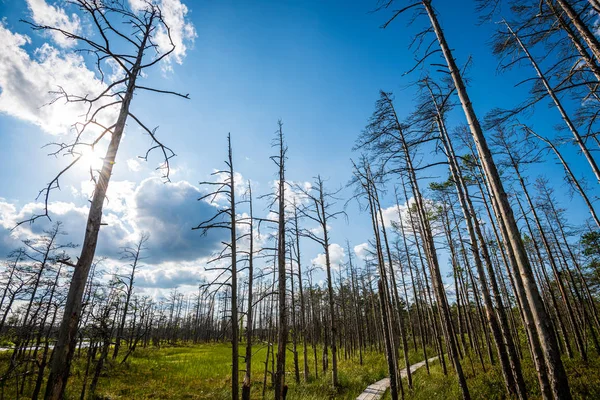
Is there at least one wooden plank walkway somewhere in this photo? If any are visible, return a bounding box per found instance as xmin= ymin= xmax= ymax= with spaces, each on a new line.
xmin=356 ymin=356 xmax=439 ymax=400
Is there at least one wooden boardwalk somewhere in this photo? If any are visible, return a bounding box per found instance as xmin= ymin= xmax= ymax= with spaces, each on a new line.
xmin=356 ymin=356 xmax=439 ymax=400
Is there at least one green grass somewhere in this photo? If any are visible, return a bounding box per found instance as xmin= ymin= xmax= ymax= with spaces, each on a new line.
xmin=85 ymin=343 xmax=393 ymax=400
xmin=21 ymin=340 xmax=597 ymax=400
xmin=382 ymin=350 xmax=600 ymax=400
xmin=0 ymin=342 xmax=394 ymax=399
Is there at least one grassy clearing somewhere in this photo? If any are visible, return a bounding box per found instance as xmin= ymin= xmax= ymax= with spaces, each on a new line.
xmin=16 ymin=341 xmax=600 ymax=399
xmin=0 ymin=342 xmax=395 ymax=399
xmin=87 ymin=343 xmax=396 ymax=400
xmin=87 ymin=343 xmax=389 ymax=400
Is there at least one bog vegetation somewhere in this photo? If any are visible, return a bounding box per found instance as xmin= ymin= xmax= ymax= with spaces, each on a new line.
xmin=3 ymin=0 xmax=600 ymax=399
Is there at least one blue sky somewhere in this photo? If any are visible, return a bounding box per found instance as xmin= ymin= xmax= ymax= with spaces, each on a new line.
xmin=0 ymin=0 xmax=597 ymax=298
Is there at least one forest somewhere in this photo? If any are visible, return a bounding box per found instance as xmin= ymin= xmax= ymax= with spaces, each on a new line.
xmin=2 ymin=0 xmax=600 ymax=399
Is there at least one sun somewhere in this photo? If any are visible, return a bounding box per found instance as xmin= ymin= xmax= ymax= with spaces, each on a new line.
xmin=79 ymin=146 xmax=104 ymax=172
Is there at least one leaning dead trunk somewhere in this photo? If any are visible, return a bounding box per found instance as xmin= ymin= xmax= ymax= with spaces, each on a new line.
xmin=429 ymin=91 xmax=526 ymax=399
xmin=42 ymin=3 xmax=186 ymax=397
xmin=420 ymin=2 xmax=570 ymax=398
xmin=504 ymin=20 xmax=600 ymax=185
xmin=553 ymin=0 xmax=600 ymax=63
xmin=526 ymin=128 xmax=600 ymax=228
xmin=44 ymin=33 xmax=148 ymax=400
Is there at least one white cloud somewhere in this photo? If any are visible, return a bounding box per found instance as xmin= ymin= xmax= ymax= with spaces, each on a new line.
xmin=137 ymin=263 xmax=201 ymax=288
xmin=128 ymin=0 xmax=148 ymax=12
xmin=129 ymin=178 xmax=227 ymax=263
xmin=312 ymin=243 xmax=345 ymax=270
xmin=25 ymin=0 xmax=81 ymax=48
xmin=127 ymin=158 xmax=142 ymax=172
xmin=0 ymin=23 xmax=110 ymax=134
xmin=156 ymin=0 xmax=197 ymax=69
xmin=381 ymin=204 xmax=401 ymax=228
xmin=0 ymin=0 xmax=195 ymax=136
xmin=0 ymin=201 xmax=21 ymax=256
xmin=74 ymin=179 xmax=136 ymax=214
xmin=0 ymin=177 xmax=226 ymax=263
xmin=0 ymin=198 xmax=129 ymax=258
xmin=309 ymin=225 xmax=324 ymax=237
xmin=377 ymin=197 xmax=440 ymax=236
xmin=288 ymin=180 xmax=313 ymax=206
xmin=354 ymin=242 xmax=370 ymax=261
xmin=380 ymin=199 xmax=414 ymax=229
xmin=104 ymin=180 xmax=137 ymax=214
xmin=267 ymin=180 xmax=313 ymax=218
xmin=129 ymin=0 xmax=196 ymax=71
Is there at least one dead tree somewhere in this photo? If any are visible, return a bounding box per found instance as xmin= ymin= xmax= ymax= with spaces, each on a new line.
xmin=113 ymin=233 xmax=149 ymax=360
xmin=423 ymin=78 xmax=527 ymax=399
xmin=194 ymin=134 xmax=240 ymax=400
xmin=17 ymin=2 xmax=190 ymax=398
xmin=524 ymin=127 xmax=600 ymax=228
xmin=241 ymin=182 xmax=255 ymax=400
xmin=380 ymin=1 xmax=570 ymax=398
xmin=290 ymin=203 xmax=310 ymax=382
xmin=272 ymin=121 xmax=288 ymax=400
xmin=492 ymin=127 xmax=587 ymax=362
xmin=496 ymin=20 xmax=600 ymax=184
xmin=0 ymin=249 xmax=26 ymax=334
xmin=351 ymin=160 xmax=401 ymax=400
xmin=294 ymin=176 xmax=346 ymax=389
xmin=355 ymin=89 xmax=466 ymax=398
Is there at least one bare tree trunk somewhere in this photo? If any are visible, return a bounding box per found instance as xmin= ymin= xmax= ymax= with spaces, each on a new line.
xmin=242 ymin=183 xmax=254 ymax=400
xmin=380 ymin=90 xmax=468 ymax=398
xmin=113 ymin=234 xmax=147 ymax=360
xmin=465 ymin=140 xmax=553 ymax=398
xmin=230 ymin=137 xmax=240 ymax=400
xmin=0 ymin=250 xmax=22 ymax=334
xmin=554 ymin=0 xmax=600 ymax=63
xmin=289 ymin=251 xmax=300 ymax=385
xmin=430 ymin=100 xmax=526 ymax=398
xmin=374 ymin=187 xmax=410 ymax=390
xmin=505 ymin=21 xmax=600 ymax=184
xmin=308 ymin=269 xmax=319 ymax=380
xmin=347 ymin=241 xmax=365 ymax=366
xmin=541 ymin=201 xmax=600 ymax=355
xmin=295 ymin=209 xmax=310 ymax=382
xmin=378 ymin=279 xmax=400 ymax=400
xmin=44 ymin=21 xmax=150 ymax=400
xmin=320 ymin=191 xmax=339 ymax=389
xmin=420 ymin=3 xmax=570 ymax=398
xmin=355 ymin=165 xmax=400 ymax=400
xmin=511 ymin=160 xmax=586 ymax=361
xmin=527 ymin=129 xmax=600 ymax=228
xmin=396 ymin=182 xmax=430 ymax=374
xmin=274 ymin=121 xmax=288 ymax=400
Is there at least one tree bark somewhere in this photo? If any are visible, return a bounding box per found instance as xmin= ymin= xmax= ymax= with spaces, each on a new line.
xmin=44 ymin=20 xmax=151 ymax=400
xmin=421 ymin=2 xmax=570 ymax=398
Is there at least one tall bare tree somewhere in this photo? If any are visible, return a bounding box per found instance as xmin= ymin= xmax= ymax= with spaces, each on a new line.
xmin=380 ymin=2 xmax=570 ymax=398
xmin=294 ymin=176 xmax=346 ymax=389
xmin=194 ymin=134 xmax=240 ymax=400
xmin=17 ymin=2 xmax=190 ymax=398
xmin=271 ymin=121 xmax=288 ymax=400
